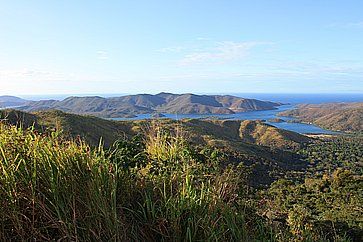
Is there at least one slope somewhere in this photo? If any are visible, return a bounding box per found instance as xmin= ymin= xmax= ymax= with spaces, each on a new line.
xmin=279 ymin=102 xmax=363 ymax=132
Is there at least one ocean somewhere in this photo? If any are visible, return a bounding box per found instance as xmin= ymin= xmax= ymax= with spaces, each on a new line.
xmin=14 ymin=93 xmax=363 ymax=134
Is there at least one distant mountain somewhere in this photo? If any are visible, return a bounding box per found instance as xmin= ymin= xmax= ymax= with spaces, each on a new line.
xmin=0 ymin=96 xmax=29 ymax=108
xmin=18 ymin=93 xmax=282 ymax=118
xmin=279 ymin=102 xmax=363 ymax=132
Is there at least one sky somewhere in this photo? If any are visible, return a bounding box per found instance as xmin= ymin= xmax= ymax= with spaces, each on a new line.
xmin=0 ymin=0 xmax=363 ymax=95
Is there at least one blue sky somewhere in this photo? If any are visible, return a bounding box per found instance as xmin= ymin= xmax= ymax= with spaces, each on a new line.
xmin=0 ymin=0 xmax=362 ymax=95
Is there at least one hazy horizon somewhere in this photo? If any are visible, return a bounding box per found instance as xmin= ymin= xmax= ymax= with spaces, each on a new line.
xmin=10 ymin=92 xmax=363 ymax=105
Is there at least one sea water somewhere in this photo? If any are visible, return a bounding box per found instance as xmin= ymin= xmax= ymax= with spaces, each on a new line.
xmin=111 ymin=105 xmax=338 ymax=134
xmin=16 ymin=93 xmax=363 ymax=134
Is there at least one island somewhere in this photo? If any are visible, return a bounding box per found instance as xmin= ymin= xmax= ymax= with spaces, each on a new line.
xmin=119 ymin=114 xmax=137 ymax=118
xmin=151 ymin=113 xmax=166 ymax=118
xmin=267 ymin=118 xmax=285 ymax=123
xmin=16 ymin=93 xmax=283 ymax=118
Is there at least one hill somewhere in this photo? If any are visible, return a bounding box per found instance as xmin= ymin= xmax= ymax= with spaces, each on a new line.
xmin=238 ymin=120 xmax=310 ymax=148
xmin=0 ymin=109 xmax=311 ymax=186
xmin=279 ymin=102 xmax=363 ymax=132
xmin=17 ymin=93 xmax=282 ymax=117
xmin=0 ymin=95 xmax=28 ymax=108
xmin=0 ymin=109 xmax=136 ymax=147
xmin=1 ymin=109 xmax=308 ymax=150
xmin=179 ymin=119 xmax=309 ymax=150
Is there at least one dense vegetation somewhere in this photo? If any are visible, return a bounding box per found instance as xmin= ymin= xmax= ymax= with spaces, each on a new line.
xmin=299 ymin=136 xmax=363 ymax=176
xmin=0 ymin=119 xmax=362 ymax=241
xmin=265 ymin=170 xmax=362 ymax=241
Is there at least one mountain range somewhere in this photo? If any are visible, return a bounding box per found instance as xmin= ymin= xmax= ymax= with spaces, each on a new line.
xmin=16 ymin=93 xmax=282 ymax=117
xmin=0 ymin=96 xmax=28 ymax=108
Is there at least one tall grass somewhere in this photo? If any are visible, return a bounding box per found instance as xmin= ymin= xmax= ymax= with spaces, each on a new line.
xmin=0 ymin=124 xmax=126 ymax=240
xmin=0 ymin=122 xmax=274 ymax=241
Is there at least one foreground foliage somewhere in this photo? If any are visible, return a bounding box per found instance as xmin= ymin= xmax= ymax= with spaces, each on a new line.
xmin=0 ymin=123 xmax=269 ymax=241
xmin=299 ymin=136 xmax=363 ymax=176
xmin=0 ymin=123 xmax=361 ymax=241
xmin=264 ymin=170 xmax=363 ymax=241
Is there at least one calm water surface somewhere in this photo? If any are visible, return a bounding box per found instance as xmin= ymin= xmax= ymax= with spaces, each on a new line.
xmin=112 ymin=105 xmax=338 ymax=134
xmin=13 ymin=93 xmax=361 ymax=134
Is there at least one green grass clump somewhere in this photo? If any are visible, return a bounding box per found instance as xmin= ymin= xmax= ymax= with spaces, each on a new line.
xmin=108 ymin=124 xmax=271 ymax=241
xmin=0 ymin=123 xmax=272 ymax=241
xmin=0 ymin=124 xmax=126 ymax=240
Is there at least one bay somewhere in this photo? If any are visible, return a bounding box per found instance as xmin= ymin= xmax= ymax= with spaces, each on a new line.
xmin=111 ymin=105 xmax=338 ymax=135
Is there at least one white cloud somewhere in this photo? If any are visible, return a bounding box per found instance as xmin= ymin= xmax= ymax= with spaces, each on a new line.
xmin=328 ymin=21 xmax=363 ymax=29
xmin=178 ymin=41 xmax=271 ymax=66
xmin=261 ymin=61 xmax=363 ymax=80
xmin=0 ymin=68 xmax=72 ymax=81
xmin=152 ymin=60 xmax=363 ymax=84
xmin=348 ymin=21 xmax=363 ymax=28
xmin=196 ymin=37 xmax=211 ymax=41
xmin=97 ymin=50 xmax=109 ymax=60
xmin=158 ymin=46 xmax=185 ymax=53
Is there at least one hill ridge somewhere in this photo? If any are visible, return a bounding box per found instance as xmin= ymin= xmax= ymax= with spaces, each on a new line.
xmin=279 ymin=102 xmax=363 ymax=132
xmin=17 ymin=93 xmax=282 ymax=118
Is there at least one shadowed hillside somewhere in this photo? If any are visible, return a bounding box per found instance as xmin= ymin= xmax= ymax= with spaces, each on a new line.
xmin=0 ymin=109 xmax=136 ymax=147
xmin=0 ymin=109 xmax=39 ymax=128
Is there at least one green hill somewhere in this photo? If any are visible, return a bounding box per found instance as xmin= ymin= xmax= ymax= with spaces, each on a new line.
xmin=1 ymin=109 xmax=311 ymax=177
xmin=238 ymin=120 xmax=310 ymax=148
xmin=0 ymin=109 xmax=136 ymax=147
xmin=1 ymin=109 xmax=308 ymax=150
xmin=179 ymin=119 xmax=309 ymax=150
xmin=1 ymin=109 xmax=312 ymax=187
